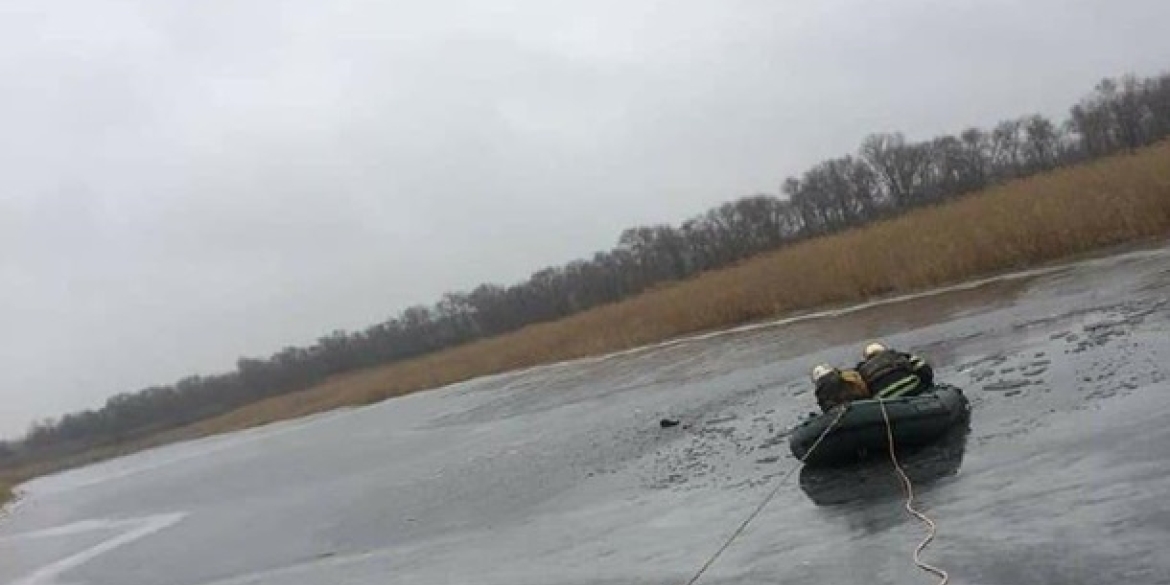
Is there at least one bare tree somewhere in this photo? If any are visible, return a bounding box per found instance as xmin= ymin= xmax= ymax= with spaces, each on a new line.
xmin=1022 ymin=115 xmax=1061 ymax=172
xmin=860 ymin=133 xmax=932 ymax=207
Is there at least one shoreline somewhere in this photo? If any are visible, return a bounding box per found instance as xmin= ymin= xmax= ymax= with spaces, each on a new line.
xmin=3 ymin=240 xmax=1167 ymax=510
xmin=3 ymin=143 xmax=1170 ymax=509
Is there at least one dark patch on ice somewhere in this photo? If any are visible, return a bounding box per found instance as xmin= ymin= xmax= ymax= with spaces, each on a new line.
xmin=983 ymin=379 xmax=1033 ymax=392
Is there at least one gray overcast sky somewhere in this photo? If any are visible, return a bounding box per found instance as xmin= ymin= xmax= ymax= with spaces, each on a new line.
xmin=2 ymin=0 xmax=1169 ymax=437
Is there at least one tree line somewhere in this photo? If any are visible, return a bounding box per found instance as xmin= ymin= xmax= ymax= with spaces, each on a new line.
xmin=5 ymin=71 xmax=1170 ymax=466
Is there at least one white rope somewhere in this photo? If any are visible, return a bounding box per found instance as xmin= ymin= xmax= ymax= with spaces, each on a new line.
xmin=877 ymin=397 xmax=949 ymax=585
xmin=681 ymin=405 xmax=849 ymax=585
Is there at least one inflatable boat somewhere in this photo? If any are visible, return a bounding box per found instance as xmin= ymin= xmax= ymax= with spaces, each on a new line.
xmin=789 ymin=383 xmax=971 ymax=467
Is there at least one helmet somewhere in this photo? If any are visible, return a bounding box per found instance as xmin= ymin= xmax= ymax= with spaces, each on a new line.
xmin=864 ymin=342 xmax=887 ymax=359
xmin=811 ymin=364 xmax=834 ymax=382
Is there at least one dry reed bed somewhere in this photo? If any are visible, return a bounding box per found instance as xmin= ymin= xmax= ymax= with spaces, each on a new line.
xmin=3 ymin=143 xmax=1169 ymax=503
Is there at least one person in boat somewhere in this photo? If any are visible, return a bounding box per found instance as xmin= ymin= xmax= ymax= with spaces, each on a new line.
xmin=856 ymin=342 xmax=934 ymax=399
xmin=811 ymin=363 xmax=871 ymax=413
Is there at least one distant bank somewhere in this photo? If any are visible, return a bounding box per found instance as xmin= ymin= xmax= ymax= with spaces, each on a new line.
xmin=3 ymin=140 xmax=1169 ymax=507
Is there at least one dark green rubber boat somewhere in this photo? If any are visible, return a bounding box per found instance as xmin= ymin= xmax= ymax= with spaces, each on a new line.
xmin=789 ymin=383 xmax=971 ymax=467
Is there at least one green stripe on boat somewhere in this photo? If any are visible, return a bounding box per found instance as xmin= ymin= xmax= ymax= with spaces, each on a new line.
xmin=878 ymin=375 xmax=921 ymax=398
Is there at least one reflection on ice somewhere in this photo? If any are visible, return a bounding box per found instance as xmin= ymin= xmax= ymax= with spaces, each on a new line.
xmin=798 ymin=425 xmax=969 ymax=508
